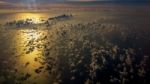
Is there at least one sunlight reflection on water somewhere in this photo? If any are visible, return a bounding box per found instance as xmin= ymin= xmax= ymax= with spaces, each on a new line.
xmin=14 ymin=29 xmax=50 ymax=84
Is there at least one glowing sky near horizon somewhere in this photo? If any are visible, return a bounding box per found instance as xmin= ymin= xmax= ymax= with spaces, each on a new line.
xmin=1 ymin=0 xmax=149 ymax=3
xmin=0 ymin=0 xmax=149 ymax=10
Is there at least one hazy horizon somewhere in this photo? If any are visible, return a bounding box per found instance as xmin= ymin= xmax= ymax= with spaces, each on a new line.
xmin=0 ymin=0 xmax=150 ymax=10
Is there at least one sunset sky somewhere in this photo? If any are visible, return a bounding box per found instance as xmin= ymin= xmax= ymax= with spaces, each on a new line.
xmin=0 ymin=0 xmax=150 ymax=10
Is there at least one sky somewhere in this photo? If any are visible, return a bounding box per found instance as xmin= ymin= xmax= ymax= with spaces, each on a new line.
xmin=1 ymin=0 xmax=149 ymax=3
xmin=0 ymin=0 xmax=150 ymax=10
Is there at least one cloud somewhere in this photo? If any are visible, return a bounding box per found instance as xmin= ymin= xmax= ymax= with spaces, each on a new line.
xmin=0 ymin=1 xmax=13 ymax=4
xmin=0 ymin=1 xmax=18 ymax=9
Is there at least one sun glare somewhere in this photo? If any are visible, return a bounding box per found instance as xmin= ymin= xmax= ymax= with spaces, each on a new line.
xmin=16 ymin=13 xmax=43 ymax=23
